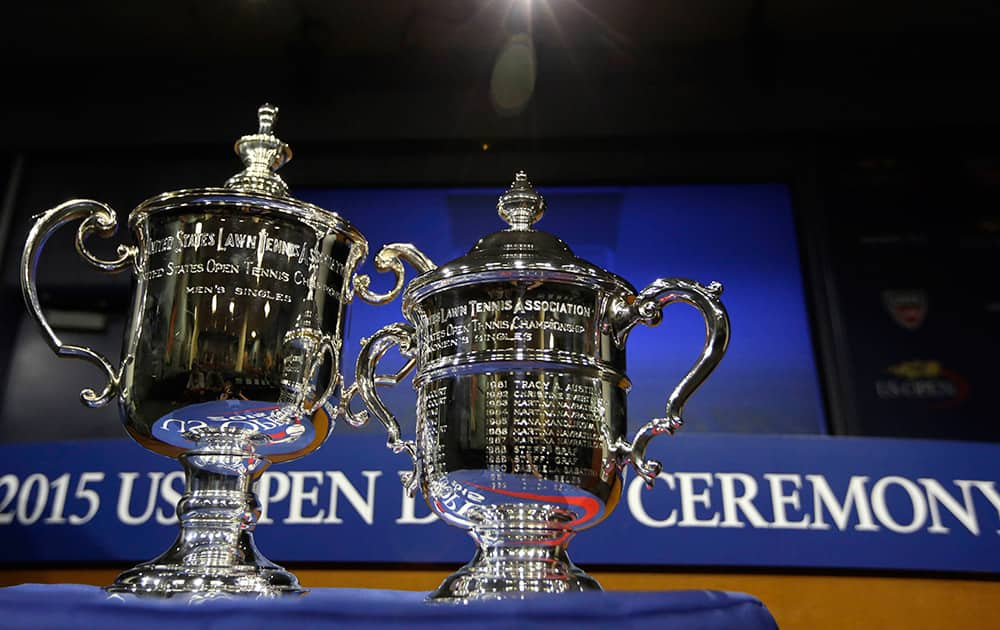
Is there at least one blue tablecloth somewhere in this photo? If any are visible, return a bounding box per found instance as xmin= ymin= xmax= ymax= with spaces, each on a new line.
xmin=0 ymin=584 xmax=777 ymax=629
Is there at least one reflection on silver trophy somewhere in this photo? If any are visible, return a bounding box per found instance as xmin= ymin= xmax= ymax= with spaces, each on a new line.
xmin=20 ymin=105 xmax=405 ymax=597
xmin=348 ymin=172 xmax=730 ymax=601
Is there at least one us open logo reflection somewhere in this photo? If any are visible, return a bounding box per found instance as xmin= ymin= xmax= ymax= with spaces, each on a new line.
xmin=152 ymin=400 xmax=317 ymax=454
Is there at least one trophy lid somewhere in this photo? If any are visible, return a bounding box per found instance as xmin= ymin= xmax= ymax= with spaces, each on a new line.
xmin=405 ymin=171 xmax=633 ymax=301
xmin=128 ymin=104 xmax=366 ymax=246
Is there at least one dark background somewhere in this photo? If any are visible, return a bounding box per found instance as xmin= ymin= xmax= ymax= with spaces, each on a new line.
xmin=1 ymin=1 xmax=998 ymax=442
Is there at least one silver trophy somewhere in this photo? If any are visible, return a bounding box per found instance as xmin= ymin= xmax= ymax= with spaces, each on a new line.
xmin=20 ymin=105 xmax=405 ymax=597
xmin=348 ymin=172 xmax=730 ymax=601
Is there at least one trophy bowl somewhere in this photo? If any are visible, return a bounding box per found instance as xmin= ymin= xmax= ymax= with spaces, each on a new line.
xmin=20 ymin=105 xmax=403 ymax=597
xmin=348 ymin=172 xmax=730 ymax=601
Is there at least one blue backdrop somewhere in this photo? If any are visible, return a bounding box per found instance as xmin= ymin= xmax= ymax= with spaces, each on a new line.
xmin=300 ymin=183 xmax=827 ymax=437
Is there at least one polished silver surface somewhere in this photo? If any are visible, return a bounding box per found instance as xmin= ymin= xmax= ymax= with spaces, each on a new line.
xmin=352 ymin=242 xmax=435 ymax=306
xmin=20 ymin=105 xmax=396 ymax=597
xmin=350 ymin=171 xmax=730 ymax=601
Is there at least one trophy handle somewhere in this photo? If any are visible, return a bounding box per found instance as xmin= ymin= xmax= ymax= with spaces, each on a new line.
xmin=311 ymin=335 xmax=342 ymax=412
xmin=352 ymin=243 xmax=436 ymax=305
xmin=283 ymin=328 xmax=342 ymax=416
xmin=610 ymin=278 xmax=730 ymax=486
xmin=20 ymin=199 xmax=137 ymax=408
xmin=341 ymin=322 xmax=420 ymax=496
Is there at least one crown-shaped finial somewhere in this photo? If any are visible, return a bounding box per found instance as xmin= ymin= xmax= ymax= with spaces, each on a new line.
xmin=225 ymin=104 xmax=293 ymax=197
xmin=497 ymin=170 xmax=545 ymax=231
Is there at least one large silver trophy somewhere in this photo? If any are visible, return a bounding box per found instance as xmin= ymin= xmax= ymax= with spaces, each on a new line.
xmin=349 ymin=172 xmax=730 ymax=600
xmin=20 ymin=105 xmax=402 ymax=597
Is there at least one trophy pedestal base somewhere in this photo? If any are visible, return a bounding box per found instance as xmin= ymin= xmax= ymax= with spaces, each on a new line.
xmin=105 ymin=562 xmax=303 ymax=598
xmin=105 ymin=507 xmax=303 ymax=598
xmin=429 ymin=528 xmax=602 ymax=601
xmin=105 ymin=429 xmax=304 ymax=598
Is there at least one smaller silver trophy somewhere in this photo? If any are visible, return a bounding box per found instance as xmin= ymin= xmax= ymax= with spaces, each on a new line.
xmin=20 ymin=105 xmax=403 ymax=597
xmin=349 ymin=172 xmax=730 ymax=601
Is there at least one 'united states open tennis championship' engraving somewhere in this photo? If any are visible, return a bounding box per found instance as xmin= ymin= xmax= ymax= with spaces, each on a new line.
xmin=415 ymin=283 xmax=597 ymax=363
xmin=140 ymin=223 xmax=348 ymax=303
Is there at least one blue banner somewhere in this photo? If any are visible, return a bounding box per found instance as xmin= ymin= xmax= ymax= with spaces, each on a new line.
xmin=1 ymin=433 xmax=997 ymax=573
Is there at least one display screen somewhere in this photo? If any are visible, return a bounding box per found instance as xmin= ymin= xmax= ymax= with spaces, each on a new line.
xmin=299 ymin=182 xmax=826 ymax=437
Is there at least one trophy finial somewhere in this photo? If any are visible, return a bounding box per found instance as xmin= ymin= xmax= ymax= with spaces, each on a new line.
xmin=225 ymin=103 xmax=293 ymax=197
xmin=257 ymin=103 xmax=278 ymax=135
xmin=498 ymin=170 xmax=545 ymax=231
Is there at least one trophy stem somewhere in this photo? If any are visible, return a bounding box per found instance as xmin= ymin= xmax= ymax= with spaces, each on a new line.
xmin=106 ymin=428 xmax=303 ymax=597
xmin=429 ymin=525 xmax=602 ymax=601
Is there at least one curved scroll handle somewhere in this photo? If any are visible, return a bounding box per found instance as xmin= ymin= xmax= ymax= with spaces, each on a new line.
xmin=20 ymin=200 xmax=137 ymax=407
xmin=283 ymin=328 xmax=342 ymax=417
xmin=311 ymin=336 xmax=342 ymax=413
xmin=609 ymin=278 xmax=730 ymax=486
xmin=342 ymin=323 xmax=420 ymax=496
xmin=352 ymin=243 xmax=436 ymax=305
